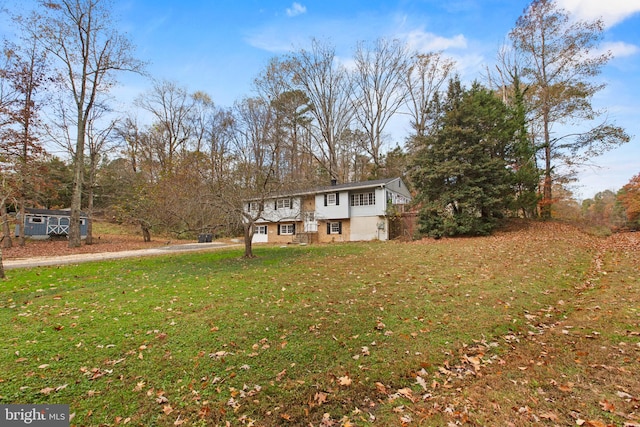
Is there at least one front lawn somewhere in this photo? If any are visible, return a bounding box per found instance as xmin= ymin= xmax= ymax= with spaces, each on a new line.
xmin=1 ymin=222 xmax=637 ymax=426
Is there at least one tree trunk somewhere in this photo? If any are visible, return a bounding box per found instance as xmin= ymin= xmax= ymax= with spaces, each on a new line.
xmin=140 ymin=220 xmax=151 ymax=242
xmin=85 ymin=182 xmax=94 ymax=245
xmin=541 ymin=140 xmax=553 ymax=219
xmin=17 ymin=199 xmax=25 ymax=246
xmin=69 ymin=120 xmax=85 ymax=248
xmin=1 ymin=203 xmax=12 ymax=249
xmin=540 ymin=108 xmax=553 ymax=220
xmin=0 ymin=246 xmax=5 ymax=279
xmin=243 ymin=223 xmax=255 ymax=258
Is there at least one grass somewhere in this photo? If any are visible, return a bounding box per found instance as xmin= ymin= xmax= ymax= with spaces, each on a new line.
xmin=0 ymin=221 xmax=638 ymax=426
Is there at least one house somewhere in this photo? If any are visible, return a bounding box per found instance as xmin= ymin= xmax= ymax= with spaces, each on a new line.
xmin=246 ymin=177 xmax=412 ymax=244
xmin=15 ymin=208 xmax=88 ymax=240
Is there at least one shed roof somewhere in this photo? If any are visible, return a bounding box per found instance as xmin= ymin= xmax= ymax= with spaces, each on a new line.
xmin=25 ymin=208 xmax=88 ymax=217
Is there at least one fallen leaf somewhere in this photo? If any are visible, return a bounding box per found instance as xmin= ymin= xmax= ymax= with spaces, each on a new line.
xmin=599 ymin=400 xmax=615 ymax=413
xmin=40 ymin=387 xmax=55 ymax=395
xmin=466 ymin=355 xmax=482 ymax=366
xmin=338 ymin=375 xmax=352 ymax=386
xmin=540 ymin=412 xmax=559 ymax=421
xmin=397 ymin=388 xmax=414 ymax=402
xmin=416 ymin=376 xmax=428 ymax=391
xmin=558 ymin=382 xmax=574 ymax=392
xmin=375 ymin=382 xmax=388 ymax=394
xmin=400 ymin=414 xmax=412 ymax=423
xmin=314 ymin=391 xmax=328 ymax=405
xmin=616 ymin=391 xmax=633 ymax=399
xmin=162 ymin=404 xmax=173 ymax=415
xmin=198 ymin=406 xmax=211 ymax=418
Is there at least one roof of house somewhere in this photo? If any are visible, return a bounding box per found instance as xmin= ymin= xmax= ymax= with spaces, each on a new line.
xmin=248 ymin=177 xmax=408 ymax=201
xmin=312 ymin=177 xmax=403 ymax=194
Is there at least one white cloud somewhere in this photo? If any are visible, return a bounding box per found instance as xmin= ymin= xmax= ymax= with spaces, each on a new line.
xmin=602 ymin=41 xmax=640 ymax=58
xmin=401 ymin=28 xmax=467 ymax=52
xmin=556 ymin=0 xmax=640 ymax=27
xmin=286 ymin=2 xmax=307 ymax=18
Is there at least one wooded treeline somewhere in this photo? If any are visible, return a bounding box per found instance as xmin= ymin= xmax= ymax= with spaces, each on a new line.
xmin=0 ymin=0 xmax=636 ymax=253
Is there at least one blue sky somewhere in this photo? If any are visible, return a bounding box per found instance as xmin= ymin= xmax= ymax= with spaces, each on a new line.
xmin=10 ymin=0 xmax=640 ymax=199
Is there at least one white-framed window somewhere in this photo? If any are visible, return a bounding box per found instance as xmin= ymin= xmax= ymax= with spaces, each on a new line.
xmin=328 ymin=221 xmax=342 ymax=235
xmin=276 ymin=198 xmax=291 ymax=209
xmin=324 ymin=192 xmax=339 ymax=206
xmin=350 ymin=192 xmax=375 ymax=206
xmin=279 ymin=224 xmax=295 ymax=235
xmin=248 ymin=201 xmax=261 ymax=211
xmin=254 ymin=225 xmax=267 ymax=235
xmin=28 ymin=217 xmax=44 ymax=224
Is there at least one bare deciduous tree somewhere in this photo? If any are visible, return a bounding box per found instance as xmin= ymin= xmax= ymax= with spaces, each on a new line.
xmin=288 ymin=39 xmax=355 ymax=182
xmin=509 ymin=0 xmax=629 ymax=218
xmin=217 ymin=96 xmax=283 ymax=258
xmin=27 ymin=0 xmax=144 ymax=247
xmin=135 ymin=80 xmax=194 ymax=175
xmin=0 ymin=25 xmax=50 ymax=247
xmin=352 ymin=38 xmax=409 ymax=175
xmin=403 ymin=51 xmax=455 ymax=138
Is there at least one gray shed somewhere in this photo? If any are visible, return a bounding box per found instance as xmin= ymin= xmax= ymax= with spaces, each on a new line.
xmin=15 ymin=208 xmax=88 ymax=239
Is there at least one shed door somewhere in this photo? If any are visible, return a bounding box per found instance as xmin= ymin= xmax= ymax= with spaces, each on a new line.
xmin=47 ymin=216 xmax=70 ymax=235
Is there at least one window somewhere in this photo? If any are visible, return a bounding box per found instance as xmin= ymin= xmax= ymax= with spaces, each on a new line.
xmin=254 ymin=225 xmax=267 ymax=235
xmin=276 ymin=198 xmax=291 ymax=209
xmin=28 ymin=217 xmax=43 ymax=224
xmin=278 ymin=224 xmax=295 ymax=235
xmin=324 ymin=192 xmax=339 ymax=206
xmin=350 ymin=192 xmax=375 ymax=206
xmin=327 ymin=221 xmax=342 ymax=235
xmin=248 ymin=201 xmax=261 ymax=211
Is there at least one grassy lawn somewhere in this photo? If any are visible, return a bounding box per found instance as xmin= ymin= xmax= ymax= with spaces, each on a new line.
xmin=0 ymin=222 xmax=638 ymax=426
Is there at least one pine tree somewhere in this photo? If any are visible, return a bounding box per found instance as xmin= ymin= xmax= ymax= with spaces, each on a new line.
xmin=410 ymin=78 xmax=516 ymax=237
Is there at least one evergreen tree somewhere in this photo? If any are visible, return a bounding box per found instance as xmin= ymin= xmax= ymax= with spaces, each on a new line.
xmin=410 ymin=78 xmax=516 ymax=237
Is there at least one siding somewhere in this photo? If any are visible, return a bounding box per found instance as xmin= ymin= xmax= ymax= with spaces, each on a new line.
xmin=315 ymin=191 xmax=349 ymax=220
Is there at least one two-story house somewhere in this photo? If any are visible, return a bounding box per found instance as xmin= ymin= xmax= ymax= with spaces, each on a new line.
xmin=246 ymin=177 xmax=412 ymax=244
